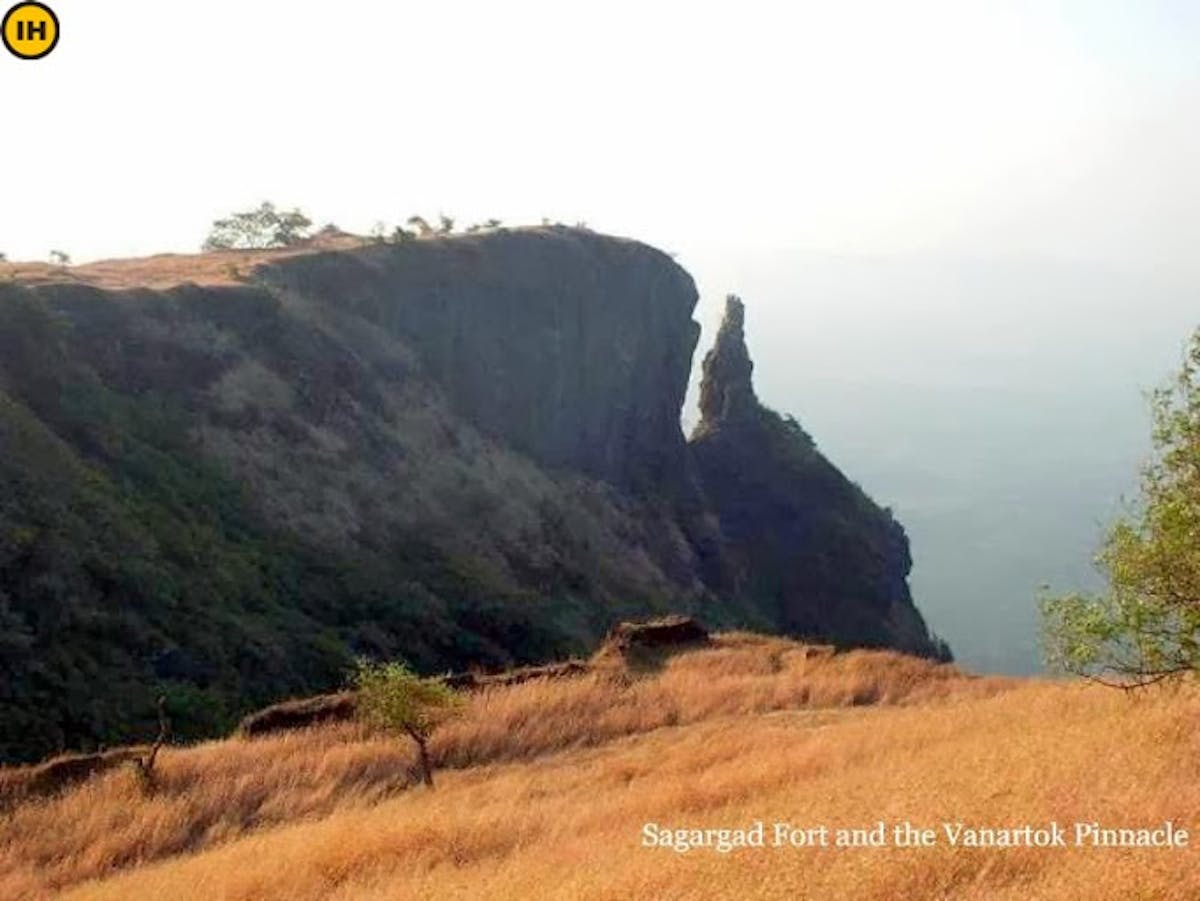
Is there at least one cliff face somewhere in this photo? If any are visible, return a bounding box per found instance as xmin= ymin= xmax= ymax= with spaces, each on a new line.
xmin=258 ymin=229 xmax=700 ymax=494
xmin=690 ymin=296 xmax=945 ymax=657
xmin=0 ymin=228 xmax=944 ymax=762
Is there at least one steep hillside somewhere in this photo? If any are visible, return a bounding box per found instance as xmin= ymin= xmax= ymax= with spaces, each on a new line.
xmin=0 ymin=228 xmax=944 ymax=762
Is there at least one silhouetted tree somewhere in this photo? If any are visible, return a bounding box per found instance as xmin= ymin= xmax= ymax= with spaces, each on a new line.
xmin=406 ymin=215 xmax=433 ymax=237
xmin=203 ymin=202 xmax=313 ymax=251
xmin=466 ymin=218 xmax=504 ymax=233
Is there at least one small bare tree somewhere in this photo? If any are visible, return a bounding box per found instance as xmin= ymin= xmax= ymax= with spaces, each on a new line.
xmin=131 ymin=695 xmax=170 ymax=792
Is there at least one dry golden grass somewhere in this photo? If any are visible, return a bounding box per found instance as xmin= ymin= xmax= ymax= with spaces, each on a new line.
xmin=3 ymin=634 xmax=1195 ymax=900
xmin=0 ymin=231 xmax=366 ymax=290
xmin=0 ymin=225 xmax=564 ymax=291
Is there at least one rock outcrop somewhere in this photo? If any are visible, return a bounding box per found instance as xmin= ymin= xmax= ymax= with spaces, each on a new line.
xmin=237 ymin=692 xmax=359 ymax=738
xmin=697 ymin=296 xmax=758 ymax=425
xmin=603 ymin=615 xmax=711 ymax=653
xmin=258 ymin=228 xmax=701 ymax=495
xmin=690 ymin=295 xmax=945 ymax=657
xmin=0 ymin=228 xmax=945 ymax=763
xmin=0 ymin=746 xmax=152 ymax=809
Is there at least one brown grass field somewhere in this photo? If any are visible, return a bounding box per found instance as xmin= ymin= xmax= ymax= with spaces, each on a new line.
xmin=1 ymin=633 xmax=1196 ymax=900
xmin=0 ymin=230 xmax=367 ymax=290
xmin=0 ymin=225 xmax=555 ymax=291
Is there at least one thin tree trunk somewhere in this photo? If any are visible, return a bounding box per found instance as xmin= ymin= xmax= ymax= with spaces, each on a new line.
xmin=407 ymin=728 xmax=434 ymax=788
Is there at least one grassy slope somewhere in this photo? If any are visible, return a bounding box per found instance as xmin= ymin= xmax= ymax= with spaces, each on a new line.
xmin=2 ymin=634 xmax=1195 ymax=900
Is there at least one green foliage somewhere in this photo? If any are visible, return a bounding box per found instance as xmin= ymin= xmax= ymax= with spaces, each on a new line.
xmin=353 ymin=659 xmax=461 ymax=786
xmin=0 ymin=257 xmax=722 ymax=763
xmin=352 ymin=659 xmax=460 ymax=740
xmin=0 ymin=284 xmax=583 ymax=762
xmin=202 ymin=202 xmax=313 ymax=251
xmin=1042 ymin=328 xmax=1200 ymax=685
xmin=158 ymin=683 xmax=233 ymax=741
xmin=0 ymin=353 xmax=352 ymax=758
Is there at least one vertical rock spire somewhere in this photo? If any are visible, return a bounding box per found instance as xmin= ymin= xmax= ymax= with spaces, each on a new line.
xmin=697 ymin=294 xmax=758 ymax=430
xmin=688 ymin=292 xmax=945 ymax=659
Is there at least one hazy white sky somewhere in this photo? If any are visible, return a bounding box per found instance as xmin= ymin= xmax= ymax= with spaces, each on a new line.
xmin=2 ymin=0 xmax=1197 ymax=270
xmin=3 ymin=0 xmax=1197 ymax=672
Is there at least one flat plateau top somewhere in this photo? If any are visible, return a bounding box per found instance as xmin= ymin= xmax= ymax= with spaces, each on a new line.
xmin=1 ymin=231 xmax=366 ymax=291
xmin=0 ymin=226 xmax=637 ymax=293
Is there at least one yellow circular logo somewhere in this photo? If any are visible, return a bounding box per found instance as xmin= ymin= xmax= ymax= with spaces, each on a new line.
xmin=2 ymin=2 xmax=59 ymax=60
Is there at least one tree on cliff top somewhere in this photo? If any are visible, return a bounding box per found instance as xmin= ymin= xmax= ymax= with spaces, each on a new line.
xmin=1042 ymin=328 xmax=1200 ymax=686
xmin=202 ymin=202 xmax=312 ymax=251
xmin=352 ymin=660 xmax=462 ymax=787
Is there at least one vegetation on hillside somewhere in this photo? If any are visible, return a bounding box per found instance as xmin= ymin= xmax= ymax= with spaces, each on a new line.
xmin=198 ymin=200 xmax=561 ymax=249
xmin=0 ymin=230 xmax=946 ymax=763
xmin=0 ymin=287 xmax=576 ymax=762
xmin=202 ymin=202 xmax=313 ymax=251
xmin=0 ymin=634 xmax=1194 ymax=900
xmin=351 ymin=660 xmax=461 ymax=787
xmin=0 ymin=634 xmax=1014 ymax=898
xmin=1042 ymin=327 xmax=1200 ymax=685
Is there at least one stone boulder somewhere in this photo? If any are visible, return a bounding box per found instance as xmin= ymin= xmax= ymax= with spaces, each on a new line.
xmin=237 ymin=691 xmax=358 ymax=737
xmin=603 ymin=614 xmax=711 ymax=652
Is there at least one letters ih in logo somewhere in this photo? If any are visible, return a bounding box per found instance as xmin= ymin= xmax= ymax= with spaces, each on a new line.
xmin=2 ymin=1 xmax=59 ymax=60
